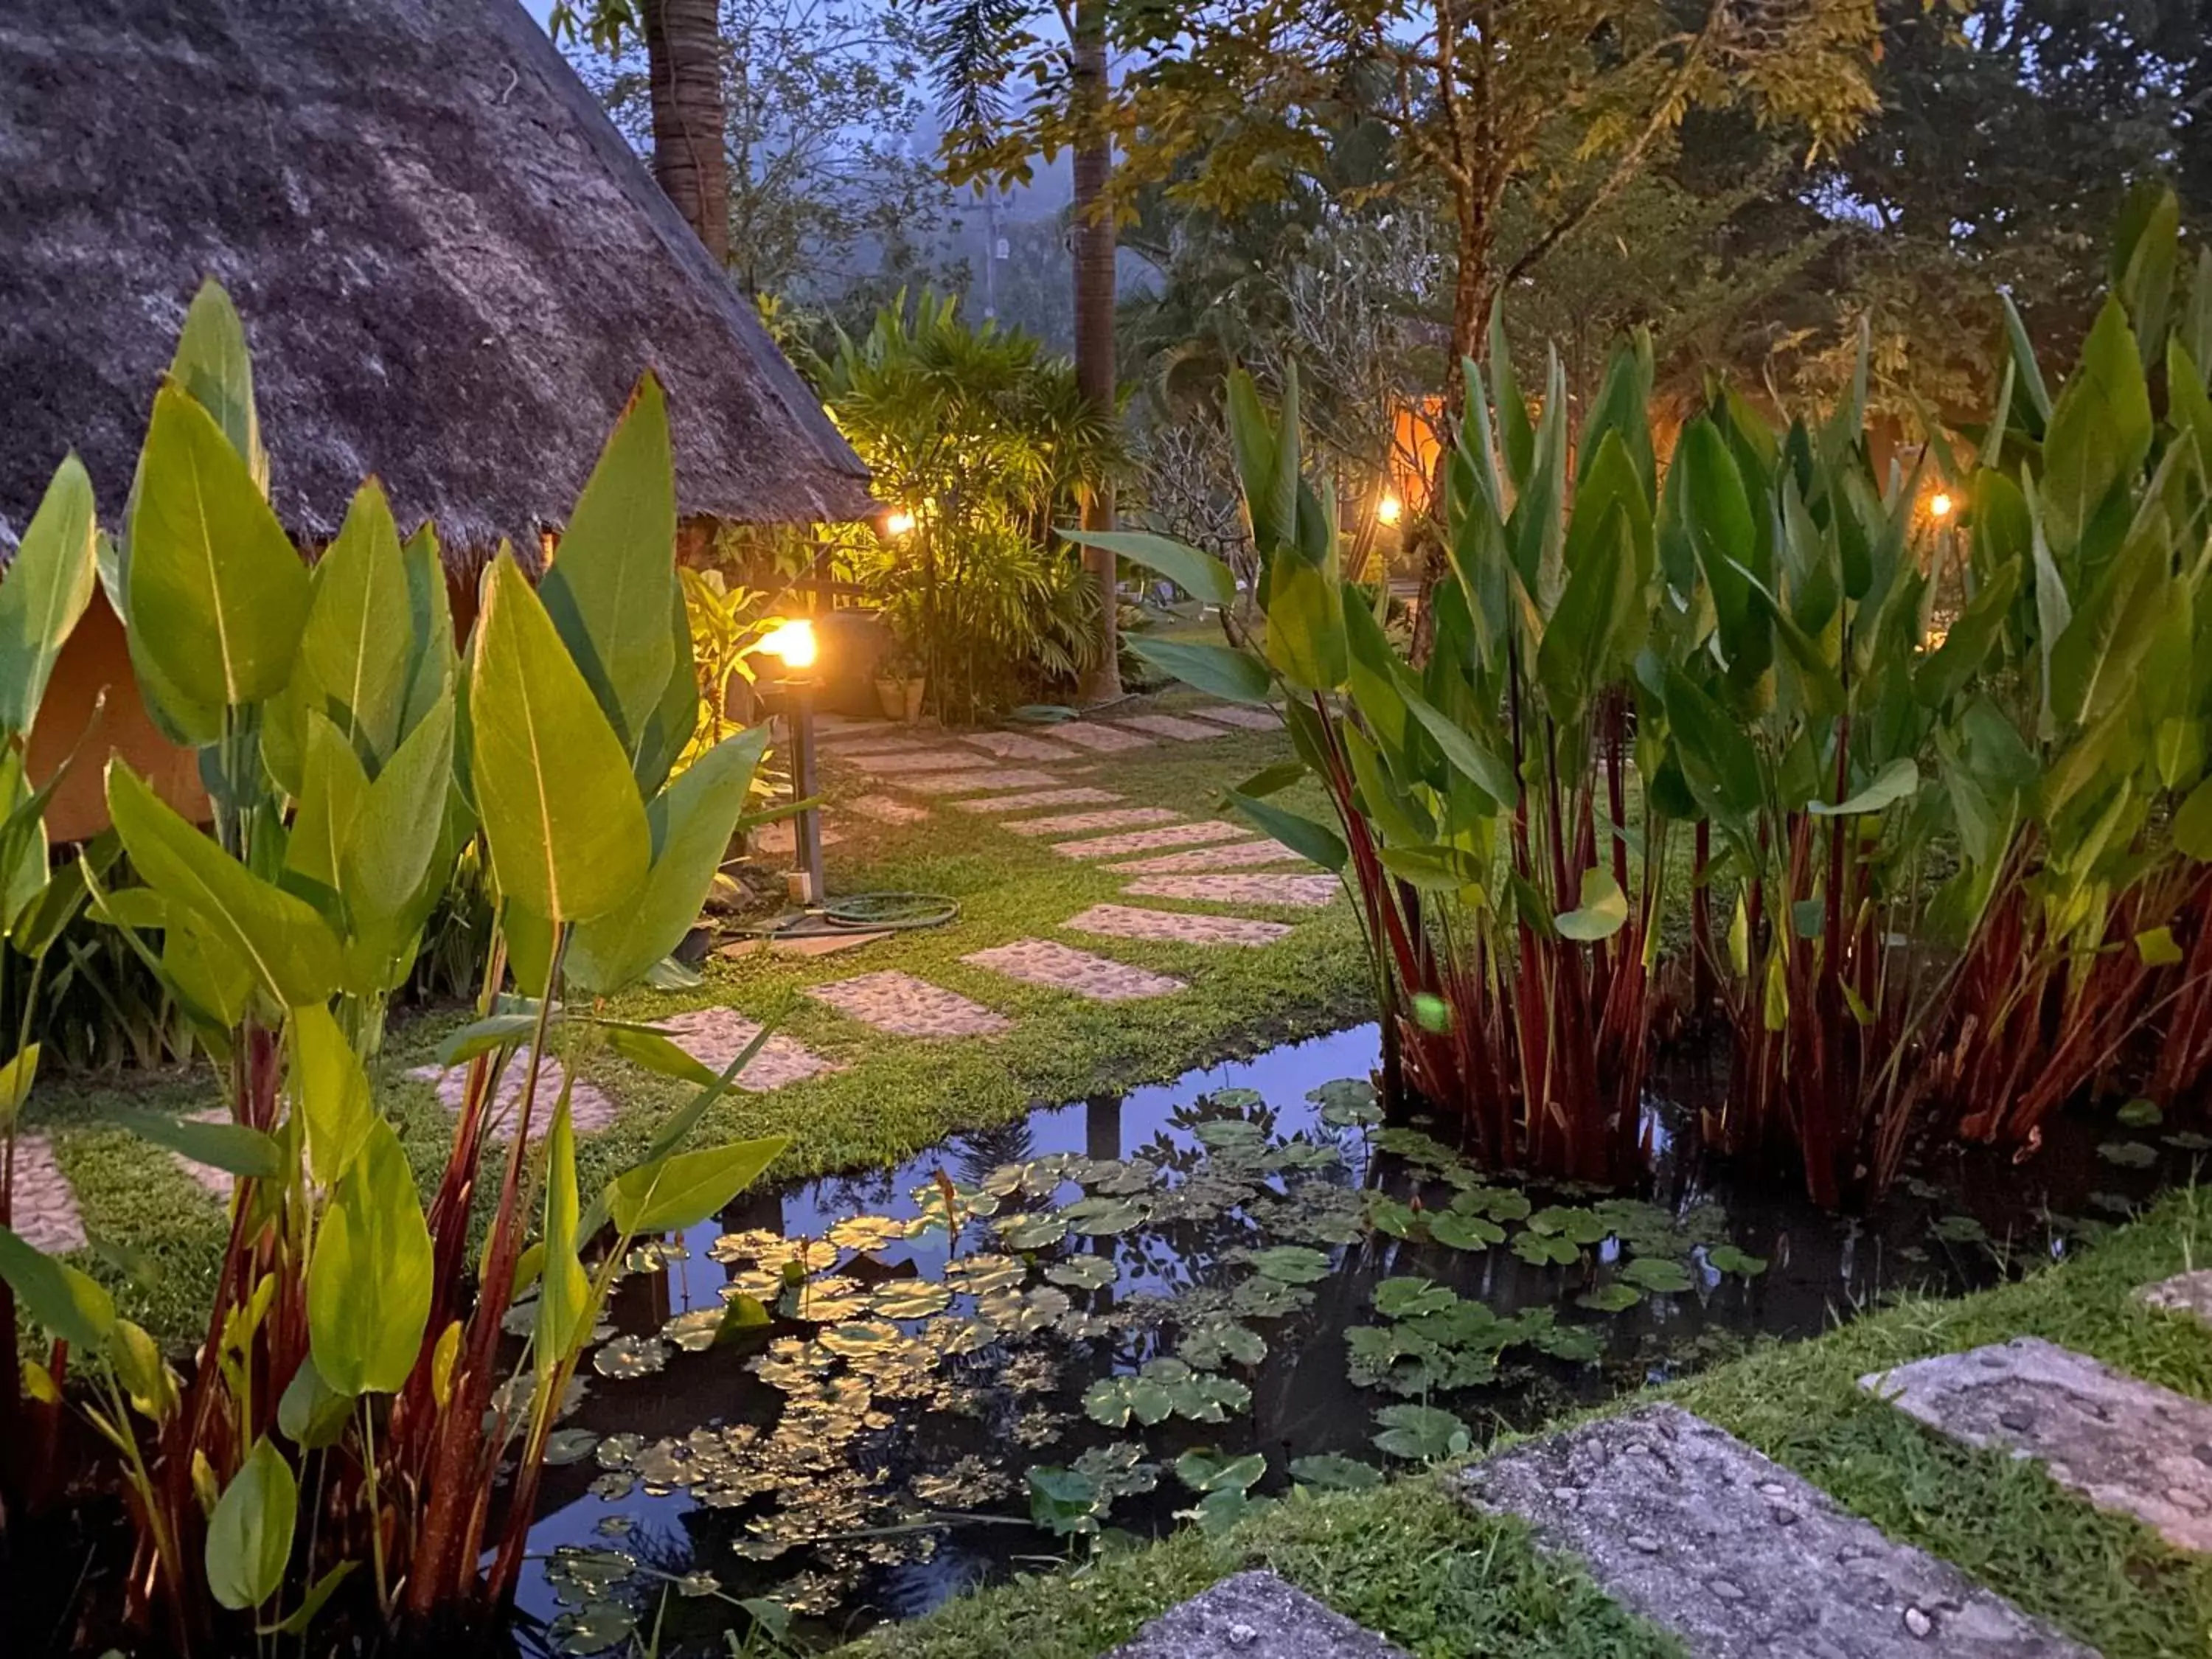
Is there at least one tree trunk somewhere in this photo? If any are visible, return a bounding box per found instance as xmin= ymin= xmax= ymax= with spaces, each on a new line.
xmin=644 ymin=0 xmax=731 ymax=269
xmin=1070 ymin=0 xmax=1122 ymax=705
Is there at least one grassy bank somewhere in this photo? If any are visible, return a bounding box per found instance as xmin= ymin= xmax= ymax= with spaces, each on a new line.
xmin=29 ymin=707 xmax=1371 ymax=1343
xmin=842 ymin=1183 xmax=2212 ymax=1659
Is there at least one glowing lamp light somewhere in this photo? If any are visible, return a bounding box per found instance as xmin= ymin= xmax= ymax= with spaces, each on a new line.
xmin=1928 ymin=490 xmax=1955 ymax=521
xmin=759 ymin=618 xmax=818 ymax=670
xmin=1376 ymin=493 xmax=1404 ymax=527
xmin=883 ymin=508 xmax=917 ymax=538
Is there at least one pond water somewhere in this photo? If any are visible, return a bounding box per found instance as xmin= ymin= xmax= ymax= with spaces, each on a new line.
xmin=510 ymin=1025 xmax=2202 ymax=1656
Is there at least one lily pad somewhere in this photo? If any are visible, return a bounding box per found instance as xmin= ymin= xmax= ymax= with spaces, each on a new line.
xmin=1194 ymin=1118 xmax=1266 ymax=1150
xmin=1243 ymin=1245 xmax=1333 ymax=1284
xmin=592 ymin=1335 xmax=669 ymax=1380
xmin=942 ymin=1253 xmax=1026 ymax=1295
xmin=1534 ymin=1324 xmax=1602 ymax=1363
xmin=1705 ymin=1244 xmax=1767 ymax=1278
xmin=998 ymin=1211 xmax=1071 ymax=1251
xmin=1045 ymin=1255 xmax=1119 ymax=1291
xmin=827 ymin=1214 xmax=907 ymax=1253
xmin=818 ymin=1320 xmax=900 ymax=1357
xmin=1429 ymin=1210 xmax=1505 ymax=1251
xmin=543 ymin=1428 xmax=600 ymax=1465
xmin=1366 ymin=1196 xmax=1425 ymax=1239
xmin=1510 ymin=1231 xmax=1581 ymax=1267
xmin=1527 ymin=1205 xmax=1610 ymax=1245
xmin=1371 ymin=1402 xmax=1470 ymax=1461
xmin=1288 ymin=1454 xmax=1382 ymax=1491
xmin=2118 ymin=1097 xmax=2164 ymax=1128
xmin=1230 ymin=1276 xmax=1315 ymax=1320
xmin=1310 ymin=1078 xmax=1383 ymax=1127
xmin=1576 ymin=1282 xmax=1643 ymax=1313
xmin=1618 ymin=1256 xmax=1694 ymax=1294
xmin=1930 ymin=1214 xmax=1988 ymax=1244
xmin=1179 ymin=1321 xmax=1267 ymax=1368
xmin=871 ymin=1279 xmax=954 ymax=1321
xmin=2098 ymin=1140 xmax=2158 ymax=1168
xmin=1180 ymin=1485 xmax=1263 ymax=1535
xmin=1374 ymin=1277 xmax=1459 ymax=1319
xmin=550 ymin=1603 xmax=637 ymax=1656
xmin=1174 ymin=1449 xmax=1267 ymax=1493
xmin=1453 ymin=1186 xmax=1532 ymax=1222
xmin=1061 ymin=1194 xmax=1148 ymax=1235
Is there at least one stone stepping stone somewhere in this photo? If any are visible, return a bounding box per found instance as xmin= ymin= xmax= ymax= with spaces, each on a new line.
xmin=655 ymin=1006 xmax=841 ymax=1090
xmin=844 ymin=749 xmax=980 ymax=776
xmin=1053 ymin=821 xmax=1249 ymax=858
xmin=1464 ymin=1402 xmax=2090 ymax=1659
xmin=408 ymin=1053 xmax=621 ymax=1141
xmin=1863 ymin=1335 xmax=2212 ymax=1553
xmin=1006 ymin=807 xmax=1183 ymax=838
xmin=819 ymin=731 xmax=929 ymax=757
xmin=1113 ymin=712 xmax=1231 ymax=741
xmin=1108 ymin=1570 xmax=1407 ymax=1658
xmin=172 ymin=1107 xmax=238 ymax=1202
xmin=847 ymin=793 xmax=930 ymax=824
xmin=1066 ymin=902 xmax=1290 ymax=947
xmin=958 ymin=729 xmax=1085 ymax=762
xmin=1044 ymin=722 xmax=1152 ymax=754
xmin=1125 ymin=873 xmax=1339 ymax=906
xmin=11 ymin=1134 xmax=86 ymax=1253
xmin=953 ymin=787 xmax=1122 ymax=814
xmin=805 ymin=971 xmax=1012 ymax=1038
xmin=2138 ymin=1268 xmax=2212 ymax=1325
xmin=896 ymin=768 xmax=1061 ymax=796
xmin=748 ymin=817 xmax=846 ymax=858
xmin=1186 ymin=704 xmax=1281 ymax=731
xmin=964 ymin=939 xmax=1185 ymax=1001
xmin=1107 ymin=839 xmax=1307 ymax=874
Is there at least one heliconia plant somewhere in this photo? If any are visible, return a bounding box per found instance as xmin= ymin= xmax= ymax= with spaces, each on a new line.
xmin=0 ymin=282 xmax=787 ymax=1652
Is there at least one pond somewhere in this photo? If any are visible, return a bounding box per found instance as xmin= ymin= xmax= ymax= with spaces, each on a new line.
xmin=510 ymin=1025 xmax=2201 ymax=1656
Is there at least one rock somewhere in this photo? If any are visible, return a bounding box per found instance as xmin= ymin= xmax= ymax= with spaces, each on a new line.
xmin=1107 ymin=1570 xmax=1408 ymax=1659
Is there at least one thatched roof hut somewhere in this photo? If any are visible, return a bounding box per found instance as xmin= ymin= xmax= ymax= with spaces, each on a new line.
xmin=0 ymin=0 xmax=875 ymax=557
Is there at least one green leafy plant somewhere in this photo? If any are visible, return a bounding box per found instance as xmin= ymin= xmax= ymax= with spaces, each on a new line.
xmin=0 ymin=282 xmax=787 ymax=1651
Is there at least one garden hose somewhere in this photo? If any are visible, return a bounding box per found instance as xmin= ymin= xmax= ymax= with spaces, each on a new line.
xmin=734 ymin=891 xmax=960 ymax=939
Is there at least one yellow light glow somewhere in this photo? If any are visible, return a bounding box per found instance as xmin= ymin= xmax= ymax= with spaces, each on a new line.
xmin=1928 ymin=490 xmax=1954 ymax=520
xmin=1376 ymin=493 xmax=1404 ymax=527
xmin=759 ymin=618 xmax=818 ymax=669
xmin=883 ymin=509 xmax=917 ymax=538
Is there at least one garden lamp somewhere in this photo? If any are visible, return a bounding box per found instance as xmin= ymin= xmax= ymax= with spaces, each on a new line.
xmin=759 ymin=618 xmax=825 ymax=905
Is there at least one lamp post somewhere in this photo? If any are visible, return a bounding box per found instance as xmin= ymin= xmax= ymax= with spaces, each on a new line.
xmin=758 ymin=618 xmax=824 ymax=907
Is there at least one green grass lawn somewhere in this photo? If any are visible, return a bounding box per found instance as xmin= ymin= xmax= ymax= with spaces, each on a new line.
xmin=844 ymin=1184 xmax=2212 ymax=1659
xmin=28 ymin=699 xmax=1371 ymax=1343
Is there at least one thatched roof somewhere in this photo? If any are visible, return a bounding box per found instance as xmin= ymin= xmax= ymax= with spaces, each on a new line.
xmin=0 ymin=0 xmax=874 ymax=558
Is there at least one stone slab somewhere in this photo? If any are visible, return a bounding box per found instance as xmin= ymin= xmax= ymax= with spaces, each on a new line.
xmin=1065 ymin=902 xmax=1291 ymax=947
xmin=748 ymin=817 xmax=846 ymax=858
xmin=805 ymin=971 xmax=1012 ymax=1038
xmin=172 ymin=1107 xmax=237 ymax=1202
xmin=656 ymin=1006 xmax=842 ymax=1090
xmin=12 ymin=1134 xmax=85 ymax=1253
xmin=1006 ymin=807 xmax=1183 ymax=837
xmin=1052 ymin=822 xmax=1249 ymax=858
xmin=408 ymin=1052 xmax=621 ymax=1140
xmin=964 ymin=938 xmax=1185 ymax=1001
xmin=2138 ymin=1270 xmax=2212 ymax=1326
xmin=1108 ymin=1570 xmax=1407 ymax=1659
xmin=843 ymin=748 xmax=981 ymax=776
xmin=1185 ymin=703 xmax=1282 ymax=731
xmin=847 ymin=793 xmax=931 ymax=824
xmin=819 ymin=732 xmax=931 ymax=757
xmin=718 ymin=930 xmax=891 ymax=961
xmin=1113 ymin=712 xmax=1231 ymax=741
xmin=958 ymin=729 xmax=1086 ymax=762
xmin=1464 ymin=1403 xmax=2090 ymax=1659
xmin=895 ymin=768 xmax=1062 ymax=796
xmin=1043 ymin=722 xmax=1153 ymax=754
xmin=1107 ymin=839 xmax=1309 ymax=874
xmin=953 ymin=787 xmax=1122 ymax=814
xmin=1863 ymin=1335 xmax=2212 ymax=1553
xmin=1125 ymin=873 xmax=1340 ymax=907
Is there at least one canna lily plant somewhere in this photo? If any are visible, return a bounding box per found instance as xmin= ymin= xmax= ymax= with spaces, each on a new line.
xmin=0 ymin=282 xmax=787 ymax=1652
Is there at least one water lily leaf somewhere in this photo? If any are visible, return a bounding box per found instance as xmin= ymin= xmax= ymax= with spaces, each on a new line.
xmin=543 ymin=1428 xmax=600 ymax=1465
xmin=1231 ymin=1276 xmax=1314 ymax=1320
xmin=1181 ymin=1485 xmax=1264 ymax=1536
xmin=2118 ymin=1098 xmax=2163 ymax=1128
xmin=1511 ymin=1231 xmax=1581 ymax=1267
xmin=591 ymin=1335 xmax=669 ymax=1380
xmin=827 ymin=1214 xmax=908 ymax=1253
xmin=1453 ymin=1186 xmax=1532 ymax=1222
xmin=1174 ymin=1449 xmax=1267 ymax=1493
xmin=1534 ymin=1324 xmax=1602 ymax=1363
xmin=1045 ymin=1255 xmax=1119 ymax=1292
xmin=1527 ymin=1205 xmax=1610 ymax=1245
xmin=1374 ymin=1277 xmax=1459 ymax=1319
xmin=1243 ymin=1245 xmax=1332 ymax=1284
xmin=1166 ymin=1372 xmax=1252 ymax=1422
xmin=1705 ymin=1245 xmax=1767 ymax=1277
xmin=1310 ymin=1077 xmax=1382 ymax=1127
xmin=1178 ymin=1321 xmax=1265 ymax=1369
xmin=1429 ymin=1211 xmax=1505 ymax=1251
xmin=2098 ymin=1139 xmax=2158 ymax=1167
xmin=1366 ymin=1196 xmax=1425 ymax=1239
xmin=1289 ymin=1453 xmax=1382 ymax=1491
xmin=1193 ymin=1118 xmax=1266 ymax=1150
xmin=872 ymin=1280 xmax=953 ymax=1321
xmin=998 ymin=1211 xmax=1071 ymax=1250
xmin=819 ymin=1321 xmax=900 ymax=1357
xmin=1371 ymin=1402 xmax=1469 ymax=1461
xmin=551 ymin=1601 xmax=637 ymax=1657
xmin=1576 ymin=1283 xmax=1643 ymax=1313
xmin=942 ymin=1253 xmax=1026 ymax=1295
xmin=1618 ymin=1256 xmax=1694 ymax=1294
xmin=1061 ymin=1195 xmax=1147 ymax=1236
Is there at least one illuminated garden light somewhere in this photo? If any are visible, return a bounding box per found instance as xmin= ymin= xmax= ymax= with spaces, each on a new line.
xmin=759 ymin=617 xmax=818 ymax=669
xmin=883 ymin=508 xmax=917 ymax=537
xmin=1928 ymin=490 xmax=1954 ymax=520
xmin=1376 ymin=493 xmax=1404 ymax=526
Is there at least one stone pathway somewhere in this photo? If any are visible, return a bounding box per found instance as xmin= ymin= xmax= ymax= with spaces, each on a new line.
xmin=1464 ymin=1404 xmax=2090 ymax=1658
xmin=172 ymin=1107 xmax=238 ymax=1203
xmin=1005 ymin=807 xmax=1183 ymax=838
xmin=1053 ymin=822 xmax=1248 ymax=858
xmin=1185 ymin=704 xmax=1282 ymax=731
xmin=1125 ymin=873 xmax=1340 ymax=906
xmin=897 ymin=768 xmax=1062 ymax=796
xmin=1108 ymin=1571 xmax=1407 ymax=1659
xmin=964 ymin=939 xmax=1185 ymax=1001
xmin=847 ymin=793 xmax=931 ymax=824
xmin=952 ymin=787 xmax=1122 ymax=814
xmin=408 ymin=1052 xmax=622 ymax=1141
xmin=1112 ymin=712 xmax=1234 ymax=742
xmin=1863 ymin=1335 xmax=2212 ymax=1552
xmin=959 ymin=729 xmax=1085 ymax=762
xmin=1043 ymin=722 xmax=1152 ymax=754
xmin=748 ymin=817 xmax=846 ymax=858
xmin=1065 ymin=902 xmax=1290 ymax=947
xmin=12 ymin=1133 xmax=86 ymax=1253
xmin=658 ymin=1006 xmax=841 ymax=1091
xmin=804 ymin=971 xmax=1012 ymax=1038
xmin=819 ymin=732 xmax=931 ymax=757
xmin=1107 ymin=839 xmax=1308 ymax=874
xmin=844 ymin=749 xmax=979 ymax=776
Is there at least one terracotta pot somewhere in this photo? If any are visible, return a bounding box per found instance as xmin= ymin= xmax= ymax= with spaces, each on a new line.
xmin=875 ymin=677 xmax=925 ymax=722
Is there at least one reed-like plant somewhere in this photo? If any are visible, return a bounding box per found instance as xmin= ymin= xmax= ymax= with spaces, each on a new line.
xmin=0 ymin=283 xmax=788 ymax=1652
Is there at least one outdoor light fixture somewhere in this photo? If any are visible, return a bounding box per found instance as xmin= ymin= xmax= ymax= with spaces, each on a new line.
xmin=883 ymin=508 xmax=917 ymax=538
xmin=1928 ymin=490 xmax=1954 ymax=520
xmin=1376 ymin=493 xmax=1404 ymax=527
xmin=760 ymin=618 xmax=825 ymax=905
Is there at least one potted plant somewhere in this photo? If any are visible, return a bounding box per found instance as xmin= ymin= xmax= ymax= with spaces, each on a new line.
xmin=874 ymin=636 xmax=927 ymax=721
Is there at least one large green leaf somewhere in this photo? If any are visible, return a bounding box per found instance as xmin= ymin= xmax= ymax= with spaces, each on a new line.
xmin=106 ymin=1107 xmax=280 ymax=1178
xmin=2049 ymin=529 xmax=2168 ymax=733
xmin=2040 ymin=297 xmax=2152 ymax=563
xmin=1262 ymin=557 xmax=1346 ymax=691
xmin=1809 ymin=757 xmax=1919 ymax=818
xmin=167 ymin=279 xmax=267 ymax=488
xmin=0 ymin=1225 xmax=114 ymax=1349
xmin=204 ymin=1437 xmax=296 ymax=1612
xmin=1555 ymin=867 xmax=1630 ymax=941
xmin=1062 ymin=529 xmax=1235 ymax=608
xmin=1225 ymin=790 xmax=1346 ymax=873
xmin=1537 ymin=504 xmax=1642 ymax=723
xmin=537 ymin=375 xmax=678 ymax=755
xmin=108 ymin=761 xmax=343 ymax=1008
xmin=306 ymin=1116 xmax=431 ymax=1395
xmin=339 ymin=697 xmax=456 ymax=989
xmin=1127 ymin=637 xmax=1272 ymax=704
xmin=467 ymin=553 xmax=651 ymax=922
xmin=1664 ymin=670 xmax=1762 ymax=830
xmin=0 ymin=454 xmax=99 ymax=737
xmin=1676 ymin=420 xmax=1757 ymax=657
xmin=535 ymin=1094 xmax=591 ymax=1375
xmin=605 ymin=1135 xmax=789 ymax=1236
xmin=1398 ymin=684 xmax=1517 ymax=807
xmin=291 ymin=1004 xmax=375 ymax=1187
xmin=567 ymin=726 xmax=769 ymax=992
xmin=128 ymin=382 xmax=308 ymax=709
xmin=284 ymin=714 xmax=372 ymax=900
xmin=296 ymin=481 xmax=414 ymax=766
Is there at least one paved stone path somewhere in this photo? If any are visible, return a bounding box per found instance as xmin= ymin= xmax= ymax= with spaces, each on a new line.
xmin=1053 ymin=822 xmax=1249 ymax=858
xmin=12 ymin=1134 xmax=86 ymax=1253
xmin=1065 ymin=902 xmax=1291 ymax=947
xmin=1113 ymin=712 xmax=1234 ymax=742
xmin=896 ymin=768 xmax=1062 ymax=796
xmin=964 ymin=939 xmax=1185 ymax=1001
xmin=409 ymin=1053 xmax=622 ymax=1140
xmin=1005 ymin=807 xmax=1183 ymax=838
xmin=1863 ymin=1335 xmax=2212 ymax=1552
xmin=748 ymin=817 xmax=846 ymax=858
xmin=2138 ymin=1267 xmax=2212 ymax=1323
xmin=1107 ymin=839 xmax=1308 ymax=874
xmin=658 ymin=1006 xmax=841 ymax=1090
xmin=819 ymin=732 xmax=931 ymax=757
xmin=173 ymin=1107 xmax=238 ymax=1202
xmin=1464 ymin=1404 xmax=2089 ymax=1658
xmin=845 ymin=749 xmax=980 ymax=776
xmin=1043 ymin=722 xmax=1152 ymax=754
xmin=1108 ymin=1571 xmax=1408 ymax=1659
xmin=804 ymin=970 xmax=1013 ymax=1038
xmin=846 ymin=793 xmax=931 ymax=824
xmin=952 ymin=787 xmax=1121 ymax=814
xmin=959 ymin=730 xmax=1085 ymax=762
xmin=1185 ymin=703 xmax=1282 ymax=731
xmin=1125 ymin=873 xmax=1340 ymax=906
